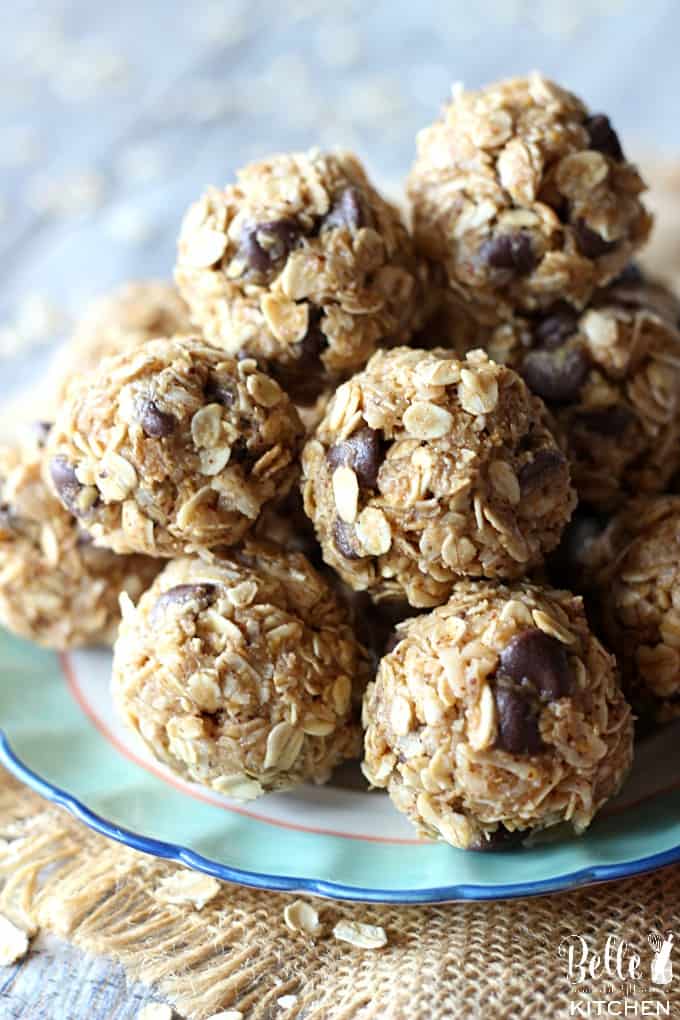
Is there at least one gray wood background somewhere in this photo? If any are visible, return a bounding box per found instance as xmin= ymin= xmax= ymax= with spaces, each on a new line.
xmin=1 ymin=0 xmax=679 ymax=1016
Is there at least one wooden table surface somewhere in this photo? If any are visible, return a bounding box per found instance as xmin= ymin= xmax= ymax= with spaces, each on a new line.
xmin=1 ymin=934 xmax=163 ymax=1019
xmin=2 ymin=0 xmax=680 ymax=1016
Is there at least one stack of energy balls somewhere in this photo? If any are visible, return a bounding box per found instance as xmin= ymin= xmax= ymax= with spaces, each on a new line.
xmin=3 ymin=73 xmax=678 ymax=851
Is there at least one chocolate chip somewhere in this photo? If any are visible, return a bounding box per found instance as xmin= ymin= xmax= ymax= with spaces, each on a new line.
xmin=0 ymin=502 xmax=16 ymax=530
xmin=205 ymin=376 xmax=237 ymax=407
xmin=333 ymin=519 xmax=362 ymax=560
xmin=31 ymin=421 xmax=52 ymax=447
xmin=298 ymin=316 xmax=328 ymax=363
xmin=49 ymin=456 xmax=83 ymax=514
xmin=75 ymin=526 xmax=94 ymax=547
xmin=322 ymin=187 xmax=365 ymax=232
xmin=573 ymin=219 xmax=617 ymax=259
xmin=138 ymin=399 xmax=176 ymax=438
xmin=584 ymin=113 xmax=624 ymax=162
xmin=493 ymin=684 xmax=542 ymax=755
xmin=575 ymin=404 xmax=634 ymax=436
xmin=518 ymin=449 xmax=566 ymax=491
xmin=532 ymin=306 xmax=579 ymax=350
xmin=521 ymin=346 xmax=590 ymax=403
xmin=499 ymin=628 xmax=572 ymax=701
xmin=239 ymin=218 xmax=301 ymax=273
xmin=384 ymin=630 xmax=402 ymax=654
xmin=271 ymin=313 xmax=329 ymax=405
xmin=327 ymin=427 xmax=384 ymax=489
xmin=228 ymin=434 xmax=260 ymax=473
xmin=610 ymin=262 xmax=644 ymax=288
xmin=152 ymin=583 xmax=217 ymax=623
xmin=479 ymin=232 xmax=536 ymax=275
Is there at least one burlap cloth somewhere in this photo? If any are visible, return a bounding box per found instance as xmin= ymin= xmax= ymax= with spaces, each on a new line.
xmin=1 ymin=157 xmax=680 ymax=1020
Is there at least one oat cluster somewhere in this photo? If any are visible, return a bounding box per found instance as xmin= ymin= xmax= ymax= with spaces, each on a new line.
xmin=47 ymin=337 xmax=304 ymax=556
xmin=445 ymin=272 xmax=680 ymax=509
xmin=408 ymin=73 xmax=651 ymax=323
xmin=53 ymin=280 xmax=192 ymax=405
xmin=362 ymin=581 xmax=633 ymax=849
xmin=302 ymin=346 xmax=575 ymax=607
xmin=3 ymin=73 xmax=670 ymax=844
xmin=0 ymin=432 xmax=158 ymax=648
xmin=566 ymin=496 xmax=680 ymax=723
xmin=113 ymin=543 xmax=365 ymax=795
xmin=176 ymin=149 xmax=428 ymax=407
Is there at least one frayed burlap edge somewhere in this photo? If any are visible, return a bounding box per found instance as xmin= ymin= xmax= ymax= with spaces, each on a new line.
xmin=0 ymin=768 xmax=678 ymax=1020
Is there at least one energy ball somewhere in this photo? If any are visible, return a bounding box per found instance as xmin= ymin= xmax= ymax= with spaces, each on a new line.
xmin=408 ymin=74 xmax=652 ymax=324
xmin=175 ymin=149 xmax=427 ymax=405
xmin=577 ymin=496 xmax=680 ymax=723
xmin=458 ymin=273 xmax=680 ymax=510
xmin=46 ymin=337 xmax=304 ymax=557
xmin=112 ymin=542 xmax=367 ymax=797
xmin=0 ymin=431 xmax=158 ymax=649
xmin=362 ymin=580 xmax=633 ymax=849
xmin=301 ymin=346 xmax=576 ymax=608
xmin=55 ymin=281 xmax=192 ymax=404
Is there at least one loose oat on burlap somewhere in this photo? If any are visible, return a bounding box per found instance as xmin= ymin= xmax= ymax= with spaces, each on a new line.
xmin=0 ymin=769 xmax=678 ymax=1020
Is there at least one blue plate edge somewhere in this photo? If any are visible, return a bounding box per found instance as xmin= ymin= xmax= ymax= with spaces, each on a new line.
xmin=2 ymin=729 xmax=679 ymax=904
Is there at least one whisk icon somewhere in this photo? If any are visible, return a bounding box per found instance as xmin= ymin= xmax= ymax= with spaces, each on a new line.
xmin=648 ymin=930 xmax=674 ymax=985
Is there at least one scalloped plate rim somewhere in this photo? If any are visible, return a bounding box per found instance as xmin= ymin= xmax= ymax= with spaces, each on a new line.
xmin=3 ymin=731 xmax=680 ymax=904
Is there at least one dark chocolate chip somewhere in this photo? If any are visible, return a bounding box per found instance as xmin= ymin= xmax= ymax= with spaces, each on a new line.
xmin=584 ymin=113 xmax=624 ymax=162
xmin=532 ymin=307 xmax=580 ymax=350
xmin=499 ymin=628 xmax=572 ymax=701
xmin=322 ymin=187 xmax=365 ymax=232
xmin=49 ymin=456 xmax=83 ymax=514
xmin=229 ymin=435 xmax=261 ymax=473
xmin=152 ymin=583 xmax=217 ymax=623
xmin=239 ymin=218 xmax=301 ymax=273
xmin=479 ymin=232 xmax=536 ymax=275
xmin=0 ymin=502 xmax=16 ymax=530
xmin=327 ymin=427 xmax=384 ymax=489
xmin=31 ymin=421 xmax=52 ymax=447
xmin=518 ymin=449 xmax=566 ymax=491
xmin=205 ymin=376 xmax=237 ymax=407
xmin=493 ymin=684 xmax=543 ymax=755
xmin=610 ymin=262 xmax=644 ymax=288
xmin=521 ymin=346 xmax=590 ymax=403
xmin=573 ymin=219 xmax=617 ymax=259
xmin=272 ymin=313 xmax=329 ymax=406
xmin=575 ymin=404 xmax=634 ymax=436
xmin=138 ymin=399 xmax=176 ymax=438
xmin=333 ymin=519 xmax=362 ymax=560
xmin=384 ymin=630 xmax=402 ymax=654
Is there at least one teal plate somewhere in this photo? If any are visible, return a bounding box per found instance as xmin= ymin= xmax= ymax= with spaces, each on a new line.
xmin=1 ymin=629 xmax=679 ymax=903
